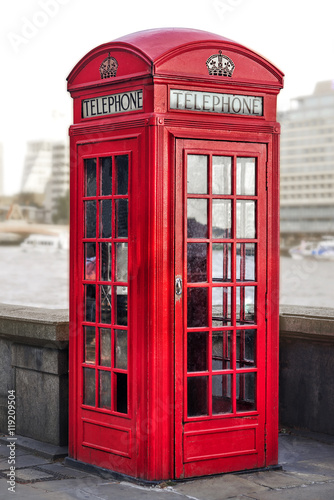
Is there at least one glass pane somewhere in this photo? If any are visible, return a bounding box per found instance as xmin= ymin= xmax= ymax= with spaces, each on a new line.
xmin=100 ymin=156 xmax=112 ymax=196
xmin=212 ymin=374 xmax=232 ymax=414
xmin=187 ymin=243 xmax=207 ymax=282
xmin=236 ymin=286 xmax=256 ymax=325
xmin=236 ymin=373 xmax=256 ymax=412
xmin=212 ymin=243 xmax=231 ymax=282
xmin=84 ymin=243 xmax=96 ymax=280
xmin=83 ymin=368 xmax=95 ymax=406
xmin=84 ymin=284 xmax=95 ymax=322
xmin=115 ymin=199 xmax=128 ymax=238
xmin=212 ymin=156 xmax=232 ymax=194
xmin=187 ymin=332 xmax=208 ymax=372
xmin=212 ymin=331 xmax=232 ymax=371
xmin=98 ymin=370 xmax=111 ymax=409
xmin=99 ymin=328 xmax=111 ymax=367
xmin=116 ymin=243 xmax=128 ymax=282
xmin=115 ymin=286 xmax=128 ymax=326
xmin=100 ymin=242 xmax=112 ymax=281
xmin=187 ymin=377 xmax=208 ymax=417
xmin=84 ymin=158 xmax=96 ymax=197
xmin=236 ymin=243 xmax=256 ymax=281
xmin=212 ymin=200 xmax=232 ymax=238
xmin=212 ymin=287 xmax=232 ymax=326
xmin=237 ymin=157 xmax=256 ymax=196
xmin=115 ymin=330 xmax=128 ymax=369
xmin=187 ymin=155 xmax=208 ymax=194
xmin=116 ymin=155 xmax=128 ymax=195
xmin=237 ymin=330 xmax=256 ymax=368
xmin=116 ymin=373 xmax=127 ymax=413
xmin=187 ymin=199 xmax=208 ymax=238
xmin=100 ymin=200 xmax=112 ymax=238
xmin=187 ymin=287 xmax=208 ymax=327
xmin=84 ymin=326 xmax=95 ymax=364
xmin=100 ymin=285 xmax=112 ymax=324
xmin=84 ymin=201 xmax=96 ymax=238
xmin=236 ymin=201 xmax=256 ymax=239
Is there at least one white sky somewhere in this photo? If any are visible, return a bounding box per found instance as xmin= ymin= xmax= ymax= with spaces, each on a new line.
xmin=1 ymin=0 xmax=334 ymax=194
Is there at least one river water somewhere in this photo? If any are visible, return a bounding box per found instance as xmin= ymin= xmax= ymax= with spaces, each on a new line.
xmin=0 ymin=246 xmax=333 ymax=309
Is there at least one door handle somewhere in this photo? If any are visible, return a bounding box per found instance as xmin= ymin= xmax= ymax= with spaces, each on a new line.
xmin=175 ymin=277 xmax=182 ymax=296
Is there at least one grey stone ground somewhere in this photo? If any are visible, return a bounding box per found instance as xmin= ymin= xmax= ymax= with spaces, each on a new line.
xmin=0 ymin=433 xmax=333 ymax=499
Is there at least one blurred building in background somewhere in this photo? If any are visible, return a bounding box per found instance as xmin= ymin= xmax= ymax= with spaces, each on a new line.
xmin=20 ymin=140 xmax=69 ymax=223
xmin=279 ymin=80 xmax=334 ymax=246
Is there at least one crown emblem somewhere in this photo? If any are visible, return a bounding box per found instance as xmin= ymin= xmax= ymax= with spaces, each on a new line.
xmin=206 ymin=50 xmax=235 ymax=77
xmin=99 ymin=53 xmax=118 ymax=79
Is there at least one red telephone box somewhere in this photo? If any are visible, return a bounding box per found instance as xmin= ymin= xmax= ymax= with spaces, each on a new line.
xmin=67 ymin=28 xmax=283 ymax=481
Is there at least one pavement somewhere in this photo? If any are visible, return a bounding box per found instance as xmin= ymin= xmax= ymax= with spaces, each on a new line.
xmin=0 ymin=432 xmax=334 ymax=499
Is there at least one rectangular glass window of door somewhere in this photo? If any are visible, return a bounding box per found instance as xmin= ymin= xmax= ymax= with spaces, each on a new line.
xmin=82 ymin=155 xmax=129 ymax=415
xmin=186 ymin=153 xmax=258 ymax=419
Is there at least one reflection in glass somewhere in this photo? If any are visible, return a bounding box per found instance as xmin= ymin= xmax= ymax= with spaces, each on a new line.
xmin=212 ymin=331 xmax=232 ymax=370
xmin=212 ymin=200 xmax=232 ymax=238
xmin=99 ymin=328 xmax=111 ymax=367
xmin=116 ymin=243 xmax=128 ymax=282
xmin=236 ymin=243 xmax=256 ymax=281
xmin=116 ymin=373 xmax=127 ymax=413
xmin=187 ymin=155 xmax=208 ymax=194
xmin=83 ymin=368 xmax=95 ymax=406
xmin=212 ymin=156 xmax=232 ymax=194
xmin=236 ymin=286 xmax=256 ymax=325
xmin=187 ymin=243 xmax=207 ymax=282
xmin=100 ymin=156 xmax=112 ymax=196
xmin=212 ymin=243 xmax=231 ymax=281
xmin=212 ymin=374 xmax=232 ymax=414
xmin=84 ymin=326 xmax=95 ymax=364
xmin=98 ymin=370 xmax=111 ymax=409
xmin=84 ymin=243 xmax=96 ymax=280
xmin=236 ymin=373 xmax=256 ymax=412
xmin=115 ymin=200 xmax=128 ymax=238
xmin=100 ymin=243 xmax=112 ymax=281
xmin=212 ymin=287 xmax=232 ymax=326
xmin=187 ymin=287 xmax=208 ymax=327
xmin=236 ymin=201 xmax=255 ymax=239
xmin=100 ymin=200 xmax=112 ymax=238
xmin=84 ymin=284 xmax=95 ymax=322
xmin=84 ymin=201 xmax=96 ymax=238
xmin=237 ymin=157 xmax=256 ymax=196
xmin=115 ymin=286 xmax=128 ymax=326
xmin=237 ymin=330 xmax=256 ymax=368
xmin=187 ymin=332 xmax=208 ymax=372
xmin=116 ymin=155 xmax=128 ymax=195
xmin=115 ymin=330 xmax=127 ymax=369
xmin=100 ymin=285 xmax=112 ymax=324
xmin=187 ymin=377 xmax=208 ymax=417
xmin=84 ymin=158 xmax=96 ymax=197
xmin=187 ymin=199 xmax=207 ymax=238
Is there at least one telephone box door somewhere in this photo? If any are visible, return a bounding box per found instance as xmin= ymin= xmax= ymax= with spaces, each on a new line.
xmin=175 ymin=139 xmax=267 ymax=478
xmin=72 ymin=137 xmax=141 ymax=477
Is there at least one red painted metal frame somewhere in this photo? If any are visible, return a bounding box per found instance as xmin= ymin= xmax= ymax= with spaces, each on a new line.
xmin=67 ymin=28 xmax=283 ymax=481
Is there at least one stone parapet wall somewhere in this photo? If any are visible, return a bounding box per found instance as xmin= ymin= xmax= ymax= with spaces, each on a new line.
xmin=0 ymin=303 xmax=333 ymax=447
xmin=0 ymin=304 xmax=69 ymax=446
xmin=279 ymin=305 xmax=334 ymax=436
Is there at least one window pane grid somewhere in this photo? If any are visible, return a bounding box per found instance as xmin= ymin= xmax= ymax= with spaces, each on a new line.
xmin=82 ymin=154 xmax=129 ymax=415
xmin=186 ymin=152 xmax=258 ymax=419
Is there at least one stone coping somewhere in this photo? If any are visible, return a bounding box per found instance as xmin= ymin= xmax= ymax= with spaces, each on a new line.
xmin=280 ymin=304 xmax=334 ymax=341
xmin=0 ymin=303 xmax=69 ymax=347
xmin=0 ymin=303 xmax=333 ymax=346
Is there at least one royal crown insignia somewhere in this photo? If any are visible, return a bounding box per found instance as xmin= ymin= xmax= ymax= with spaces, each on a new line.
xmin=206 ymin=50 xmax=235 ymax=77
xmin=99 ymin=53 xmax=118 ymax=79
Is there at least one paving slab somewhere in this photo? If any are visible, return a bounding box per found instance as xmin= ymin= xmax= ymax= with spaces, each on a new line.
xmin=255 ymin=481 xmax=334 ymax=500
xmin=0 ymin=453 xmax=50 ymax=470
xmin=171 ymin=474 xmax=269 ymax=500
xmin=241 ymin=470 xmax=311 ymax=489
